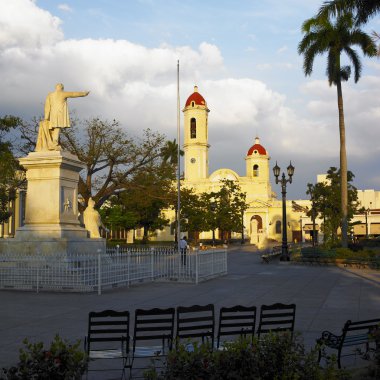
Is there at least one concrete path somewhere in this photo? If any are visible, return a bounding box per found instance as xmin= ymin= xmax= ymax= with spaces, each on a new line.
xmin=0 ymin=246 xmax=379 ymax=370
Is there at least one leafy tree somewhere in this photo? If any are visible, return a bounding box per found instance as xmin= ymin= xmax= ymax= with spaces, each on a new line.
xmin=62 ymin=118 xmax=174 ymax=211
xmin=99 ymin=202 xmax=137 ymax=233
xmin=0 ymin=116 xmax=24 ymax=224
xmin=104 ymin=157 xmax=175 ymax=242
xmin=179 ymin=188 xmax=208 ymax=242
xmin=177 ymin=180 xmax=248 ymax=244
xmin=298 ymin=11 xmax=376 ymax=247
xmin=307 ymin=167 xmax=358 ymax=246
xmin=18 ymin=117 xmax=176 ymax=212
xmin=208 ymin=180 xmax=248 ymax=242
xmin=202 ymin=191 xmax=220 ymax=244
xmin=318 ymin=0 xmax=380 ymax=25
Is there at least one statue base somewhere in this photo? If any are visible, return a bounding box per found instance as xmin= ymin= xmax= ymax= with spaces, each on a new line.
xmin=0 ymin=150 xmax=106 ymax=256
xmin=0 ymin=238 xmax=105 ymax=256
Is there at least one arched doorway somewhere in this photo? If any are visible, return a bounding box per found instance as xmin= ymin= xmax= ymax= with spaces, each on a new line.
xmin=250 ymin=215 xmax=263 ymax=245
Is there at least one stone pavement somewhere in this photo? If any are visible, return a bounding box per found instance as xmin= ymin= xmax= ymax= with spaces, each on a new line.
xmin=0 ymin=246 xmax=379 ymax=371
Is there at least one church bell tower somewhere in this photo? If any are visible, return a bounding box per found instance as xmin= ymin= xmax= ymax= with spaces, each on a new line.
xmin=183 ymin=86 xmax=210 ymax=182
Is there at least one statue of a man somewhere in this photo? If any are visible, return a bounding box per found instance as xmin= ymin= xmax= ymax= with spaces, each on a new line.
xmin=83 ymin=197 xmax=108 ymax=238
xmin=36 ymin=83 xmax=89 ymax=151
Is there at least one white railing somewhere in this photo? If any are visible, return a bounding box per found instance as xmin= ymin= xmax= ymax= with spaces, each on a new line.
xmin=0 ymin=248 xmax=227 ymax=294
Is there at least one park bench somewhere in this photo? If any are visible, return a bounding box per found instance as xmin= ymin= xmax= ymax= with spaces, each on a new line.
xmin=317 ymin=318 xmax=380 ymax=368
xmin=261 ymin=246 xmax=282 ymax=263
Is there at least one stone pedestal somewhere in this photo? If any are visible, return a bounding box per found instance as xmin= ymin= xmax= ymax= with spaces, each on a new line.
xmin=16 ymin=150 xmax=88 ymax=239
xmin=0 ymin=150 xmax=106 ymax=256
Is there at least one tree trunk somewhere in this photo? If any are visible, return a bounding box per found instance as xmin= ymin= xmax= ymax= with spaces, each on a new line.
xmin=336 ymin=80 xmax=348 ymax=248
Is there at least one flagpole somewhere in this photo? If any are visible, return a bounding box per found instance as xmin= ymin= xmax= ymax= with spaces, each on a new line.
xmin=177 ymin=60 xmax=181 ymax=253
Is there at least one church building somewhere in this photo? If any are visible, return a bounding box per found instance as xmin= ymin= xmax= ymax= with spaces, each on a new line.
xmin=155 ymin=85 xmax=309 ymax=247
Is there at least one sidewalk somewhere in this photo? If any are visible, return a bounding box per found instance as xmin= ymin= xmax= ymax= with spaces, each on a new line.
xmin=0 ymin=247 xmax=379 ymax=368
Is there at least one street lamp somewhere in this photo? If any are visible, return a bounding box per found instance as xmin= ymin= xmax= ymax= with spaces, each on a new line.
xmin=273 ymin=161 xmax=295 ymax=261
xmin=241 ymin=211 xmax=245 ymax=245
xmin=210 ymin=201 xmax=216 ymax=247
xmin=365 ymin=202 xmax=372 ymax=239
xmin=307 ymin=184 xmax=317 ymax=247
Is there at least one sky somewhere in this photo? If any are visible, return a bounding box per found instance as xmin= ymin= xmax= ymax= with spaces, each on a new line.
xmin=1 ymin=0 xmax=380 ymax=199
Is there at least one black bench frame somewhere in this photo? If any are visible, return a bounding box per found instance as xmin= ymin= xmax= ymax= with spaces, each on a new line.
xmin=257 ymin=303 xmax=296 ymax=338
xmin=317 ymin=318 xmax=380 ymax=368
xmin=216 ymin=305 xmax=256 ymax=348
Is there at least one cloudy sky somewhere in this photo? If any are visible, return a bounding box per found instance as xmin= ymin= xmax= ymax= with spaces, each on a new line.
xmin=1 ymin=0 xmax=380 ymax=199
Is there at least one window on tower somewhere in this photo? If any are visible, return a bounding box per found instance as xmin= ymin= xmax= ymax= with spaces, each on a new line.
xmin=253 ymin=164 xmax=259 ymax=177
xmin=190 ymin=118 xmax=196 ymax=138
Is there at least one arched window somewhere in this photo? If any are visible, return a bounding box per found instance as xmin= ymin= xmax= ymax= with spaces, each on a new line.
xmin=191 ymin=101 xmax=195 ymax=107
xmin=275 ymin=221 xmax=281 ymax=234
xmin=190 ymin=118 xmax=196 ymax=138
xmin=253 ymin=164 xmax=259 ymax=177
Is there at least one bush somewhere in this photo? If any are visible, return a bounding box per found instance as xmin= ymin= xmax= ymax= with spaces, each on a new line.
xmin=366 ymin=327 xmax=380 ymax=379
xmin=0 ymin=335 xmax=87 ymax=380
xmin=335 ymin=248 xmax=376 ymax=260
xmin=300 ymin=247 xmax=378 ymax=262
xmin=145 ymin=333 xmax=350 ymax=380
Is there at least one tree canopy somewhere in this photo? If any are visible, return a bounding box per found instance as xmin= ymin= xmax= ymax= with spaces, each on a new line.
xmin=319 ymin=0 xmax=380 ymax=25
xmin=18 ymin=116 xmax=177 ymax=212
xmin=61 ymin=118 xmax=176 ymax=211
xmin=307 ymin=167 xmax=358 ymax=246
xmin=179 ymin=180 xmax=248 ymax=243
xmin=0 ymin=116 xmax=24 ymax=224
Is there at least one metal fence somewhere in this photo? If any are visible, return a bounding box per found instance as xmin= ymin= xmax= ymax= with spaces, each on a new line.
xmin=0 ymin=247 xmax=227 ymax=293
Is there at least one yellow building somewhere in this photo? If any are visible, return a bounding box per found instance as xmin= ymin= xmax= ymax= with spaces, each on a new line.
xmin=154 ymin=86 xmax=310 ymax=247
xmin=152 ymin=86 xmax=380 ymax=247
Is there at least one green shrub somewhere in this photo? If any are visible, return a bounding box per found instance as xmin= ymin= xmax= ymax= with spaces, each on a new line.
xmin=300 ymin=247 xmax=378 ymax=262
xmin=146 ymin=333 xmax=350 ymax=380
xmin=0 ymin=335 xmax=87 ymax=380
xmin=366 ymin=326 xmax=380 ymax=379
xmin=335 ymin=248 xmax=376 ymax=260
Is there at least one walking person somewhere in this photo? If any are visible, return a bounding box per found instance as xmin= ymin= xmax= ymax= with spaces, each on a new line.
xmin=179 ymin=236 xmax=188 ymax=265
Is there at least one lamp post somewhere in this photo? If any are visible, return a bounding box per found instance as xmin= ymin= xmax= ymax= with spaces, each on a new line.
xmin=273 ymin=161 xmax=295 ymax=261
xmin=307 ymin=183 xmax=317 ymax=247
xmin=241 ymin=211 xmax=245 ymax=244
xmin=365 ymin=202 xmax=372 ymax=239
xmin=210 ymin=201 xmax=216 ymax=247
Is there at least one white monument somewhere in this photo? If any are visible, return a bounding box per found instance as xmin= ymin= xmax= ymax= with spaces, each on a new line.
xmin=0 ymin=84 xmax=105 ymax=255
xmin=83 ymin=197 xmax=108 ymax=238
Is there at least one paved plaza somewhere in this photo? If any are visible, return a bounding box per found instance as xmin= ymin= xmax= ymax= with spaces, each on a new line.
xmin=0 ymin=246 xmax=380 ymax=370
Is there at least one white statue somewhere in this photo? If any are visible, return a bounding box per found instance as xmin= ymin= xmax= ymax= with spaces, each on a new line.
xmin=36 ymin=83 xmax=89 ymax=152
xmin=83 ymin=198 xmax=107 ymax=238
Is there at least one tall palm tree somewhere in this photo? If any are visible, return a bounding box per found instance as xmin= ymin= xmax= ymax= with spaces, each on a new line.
xmin=298 ymin=12 xmax=376 ymax=247
xmin=160 ymin=138 xmax=184 ymax=165
xmin=318 ymin=0 xmax=380 ymax=24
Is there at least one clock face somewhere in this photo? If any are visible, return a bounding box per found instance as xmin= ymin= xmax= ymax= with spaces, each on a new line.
xmin=190 ymin=158 xmax=196 ymax=163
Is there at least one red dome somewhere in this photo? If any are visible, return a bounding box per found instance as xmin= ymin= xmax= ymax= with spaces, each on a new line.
xmin=185 ymin=86 xmax=206 ymax=107
xmin=247 ymin=137 xmax=267 ymax=156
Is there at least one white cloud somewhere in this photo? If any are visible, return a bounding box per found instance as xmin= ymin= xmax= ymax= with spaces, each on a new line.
xmin=367 ymin=61 xmax=380 ymax=71
xmin=0 ymin=0 xmax=63 ymax=49
xmin=277 ymin=45 xmax=288 ymax=54
xmin=1 ymin=0 xmax=380 ymax=196
xmin=256 ymin=63 xmax=272 ymax=70
xmin=256 ymin=62 xmax=294 ymax=70
xmin=58 ymin=3 xmax=73 ymax=13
